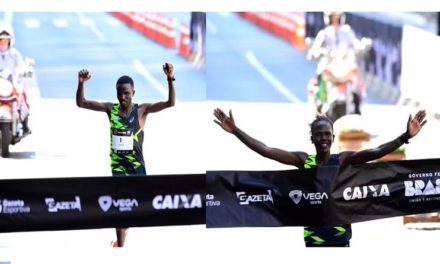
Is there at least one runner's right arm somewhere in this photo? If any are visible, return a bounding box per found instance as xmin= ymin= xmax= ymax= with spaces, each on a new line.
xmin=76 ymin=69 xmax=111 ymax=112
xmin=213 ymin=108 xmax=308 ymax=168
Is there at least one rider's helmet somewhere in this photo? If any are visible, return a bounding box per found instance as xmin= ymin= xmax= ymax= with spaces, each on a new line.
xmin=323 ymin=12 xmax=346 ymax=26
xmin=0 ymin=23 xmax=13 ymax=47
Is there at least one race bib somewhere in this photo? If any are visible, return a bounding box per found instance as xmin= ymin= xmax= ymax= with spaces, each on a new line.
xmin=112 ymin=128 xmax=133 ymax=154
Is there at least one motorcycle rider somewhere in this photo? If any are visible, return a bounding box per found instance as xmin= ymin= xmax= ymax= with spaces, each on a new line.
xmin=308 ymin=12 xmax=366 ymax=117
xmin=0 ymin=23 xmax=31 ymax=135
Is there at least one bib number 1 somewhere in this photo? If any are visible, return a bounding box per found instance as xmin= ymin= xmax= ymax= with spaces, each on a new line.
xmin=112 ymin=128 xmax=133 ymax=154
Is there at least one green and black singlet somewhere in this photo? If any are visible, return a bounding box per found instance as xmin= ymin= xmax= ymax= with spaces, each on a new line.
xmin=108 ymin=103 xmax=146 ymax=176
xmin=303 ymin=154 xmax=352 ymax=247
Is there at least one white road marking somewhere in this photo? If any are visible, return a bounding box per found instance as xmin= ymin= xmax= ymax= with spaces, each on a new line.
xmin=206 ymin=18 xmax=218 ymax=34
xmin=53 ymin=18 xmax=68 ymax=28
xmin=133 ymin=59 xmax=169 ymax=99
xmin=76 ymin=12 xmax=107 ymax=42
xmin=218 ymin=12 xmax=232 ymax=18
xmin=245 ymin=50 xmax=300 ymax=103
xmin=25 ymin=18 xmax=40 ymax=28
xmin=107 ymin=17 xmax=123 ymax=26
xmin=3 ymin=11 xmax=13 ymax=25
xmin=79 ymin=16 xmax=94 ymax=26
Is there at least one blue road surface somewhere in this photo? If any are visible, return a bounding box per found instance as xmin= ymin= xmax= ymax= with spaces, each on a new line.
xmin=8 ymin=12 xmax=205 ymax=102
xmin=206 ymin=12 xmax=387 ymax=104
xmin=207 ymin=12 xmax=313 ymax=103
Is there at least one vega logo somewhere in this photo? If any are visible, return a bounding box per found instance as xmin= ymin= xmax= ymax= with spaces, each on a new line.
xmin=98 ymin=195 xmax=138 ymax=212
xmin=289 ymin=190 xmax=302 ymax=204
xmin=98 ymin=196 xmax=112 ymax=212
xmin=289 ymin=190 xmax=328 ymax=205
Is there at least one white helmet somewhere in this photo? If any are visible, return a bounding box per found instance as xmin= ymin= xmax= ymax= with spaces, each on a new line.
xmin=323 ymin=12 xmax=346 ymax=25
xmin=0 ymin=23 xmax=13 ymax=46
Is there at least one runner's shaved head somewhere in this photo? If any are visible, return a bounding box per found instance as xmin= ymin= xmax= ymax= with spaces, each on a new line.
xmin=116 ymin=75 xmax=134 ymax=87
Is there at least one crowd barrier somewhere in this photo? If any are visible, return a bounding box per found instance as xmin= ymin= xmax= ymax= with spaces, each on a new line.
xmin=111 ymin=12 xmax=190 ymax=52
xmin=238 ymin=12 xmax=307 ymax=51
xmin=179 ymin=23 xmax=190 ymax=58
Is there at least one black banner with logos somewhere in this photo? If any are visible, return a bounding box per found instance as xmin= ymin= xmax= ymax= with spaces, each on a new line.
xmin=206 ymin=158 xmax=440 ymax=228
xmin=0 ymin=174 xmax=205 ymax=233
xmin=206 ymin=168 xmax=336 ymax=227
xmin=333 ymin=158 xmax=440 ymax=225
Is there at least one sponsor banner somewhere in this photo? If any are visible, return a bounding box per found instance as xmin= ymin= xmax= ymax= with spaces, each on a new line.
xmin=0 ymin=199 xmax=31 ymax=214
xmin=207 ymin=159 xmax=440 ymax=228
xmin=206 ymin=168 xmax=336 ymax=227
xmin=333 ymin=158 xmax=440 ymax=225
xmin=0 ymin=174 xmax=205 ymax=232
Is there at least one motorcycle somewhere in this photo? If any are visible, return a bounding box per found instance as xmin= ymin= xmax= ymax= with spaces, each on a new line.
xmin=307 ymin=37 xmax=371 ymax=122
xmin=0 ymin=59 xmax=34 ymax=158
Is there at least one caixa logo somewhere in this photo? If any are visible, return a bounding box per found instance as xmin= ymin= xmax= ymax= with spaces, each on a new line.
xmin=289 ymin=190 xmax=328 ymax=205
xmin=45 ymin=196 xmax=81 ymax=212
xmin=152 ymin=194 xmax=202 ymax=210
xmin=343 ymin=184 xmax=390 ymax=200
xmin=98 ymin=196 xmax=139 ymax=212
xmin=236 ymin=190 xmax=274 ymax=205
xmin=404 ymin=179 xmax=440 ymax=196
